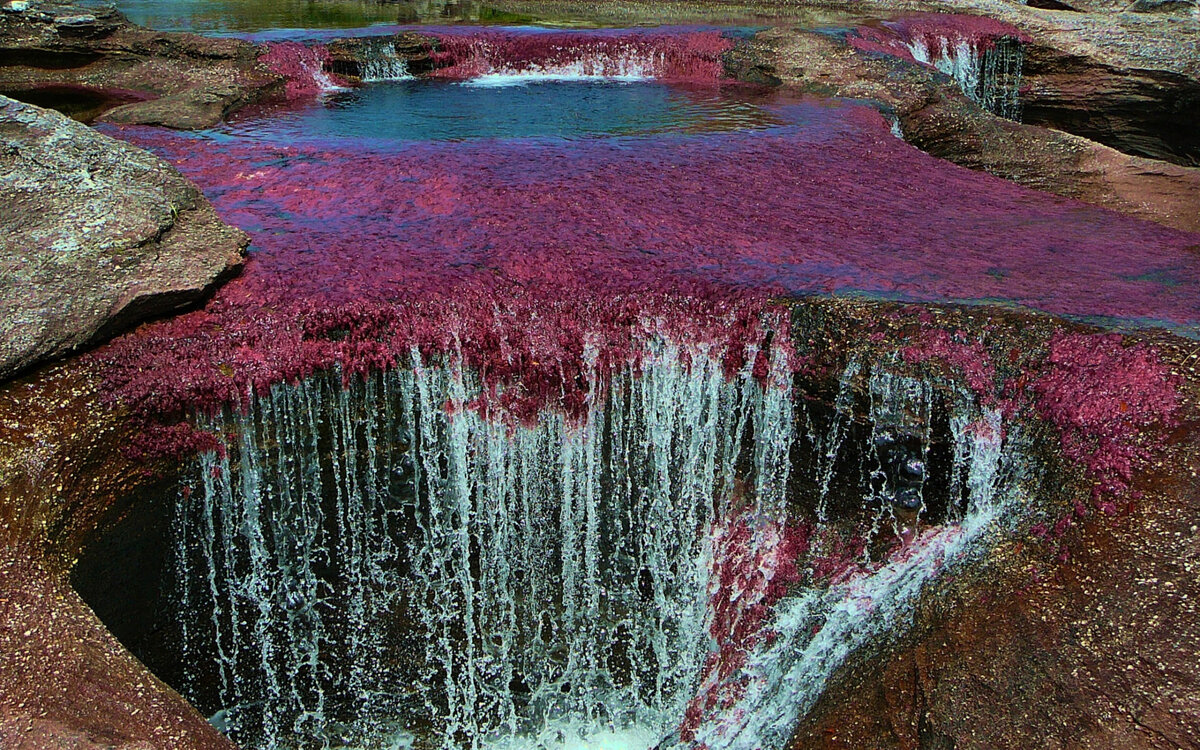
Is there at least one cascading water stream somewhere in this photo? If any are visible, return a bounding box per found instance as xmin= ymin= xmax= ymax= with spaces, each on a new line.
xmin=906 ymin=35 xmax=1024 ymax=120
xmin=849 ymin=17 xmax=1028 ymax=120
xmin=166 ymin=337 xmax=1032 ymax=750
xmin=423 ymin=30 xmax=732 ymax=85
xmin=680 ymin=370 xmax=1030 ymax=749
xmin=977 ymin=38 xmax=1023 ymax=121
xmin=172 ymin=340 xmax=793 ymax=749
xmin=358 ymin=39 xmax=413 ymax=82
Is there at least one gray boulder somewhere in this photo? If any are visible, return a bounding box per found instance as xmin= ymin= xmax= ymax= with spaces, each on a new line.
xmin=0 ymin=95 xmax=246 ymax=380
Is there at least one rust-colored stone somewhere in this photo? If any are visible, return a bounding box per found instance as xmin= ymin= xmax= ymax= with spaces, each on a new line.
xmin=0 ymin=357 xmax=230 ymax=748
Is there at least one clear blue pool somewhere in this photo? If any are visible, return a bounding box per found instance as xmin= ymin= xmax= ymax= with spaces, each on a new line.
xmin=213 ymin=79 xmax=787 ymax=143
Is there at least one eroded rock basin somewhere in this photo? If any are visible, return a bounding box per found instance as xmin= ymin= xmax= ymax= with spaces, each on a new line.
xmin=3 ymin=12 xmax=1200 ymax=750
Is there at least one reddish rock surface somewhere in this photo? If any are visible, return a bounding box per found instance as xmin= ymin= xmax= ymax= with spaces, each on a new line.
xmin=0 ymin=552 xmax=235 ymax=750
xmin=0 ymin=93 xmax=247 ymax=749
xmin=1022 ymin=40 xmax=1200 ymax=168
xmin=0 ymin=356 xmax=232 ymax=748
xmin=789 ymin=379 xmax=1200 ymax=749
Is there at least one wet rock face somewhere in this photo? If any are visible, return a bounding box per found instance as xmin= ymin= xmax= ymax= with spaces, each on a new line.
xmin=777 ymin=307 xmax=1198 ymax=750
xmin=1022 ymin=43 xmax=1200 ymax=167
xmin=0 ymin=551 xmax=235 ymax=750
xmin=0 ymin=0 xmax=280 ymax=128
xmin=789 ymin=406 xmax=1200 ymax=749
xmin=0 ymin=95 xmax=246 ymax=380
xmin=325 ymin=32 xmax=438 ymax=79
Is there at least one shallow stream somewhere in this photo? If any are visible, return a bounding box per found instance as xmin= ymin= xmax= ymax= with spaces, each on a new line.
xmin=74 ymin=8 xmax=1200 ymax=750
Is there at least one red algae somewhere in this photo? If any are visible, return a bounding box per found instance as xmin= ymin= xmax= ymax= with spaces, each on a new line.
xmin=1032 ymin=332 xmax=1182 ymax=505
xmin=92 ymin=92 xmax=1200 ymax=458
xmin=423 ymin=29 xmax=732 ymax=81
xmin=893 ymin=318 xmax=1182 ymax=511
xmin=681 ymin=507 xmax=807 ymax=742
xmin=902 ymin=328 xmax=998 ymax=403
xmin=260 ymin=42 xmax=347 ymax=97
xmin=884 ymin=312 xmax=1181 ymax=517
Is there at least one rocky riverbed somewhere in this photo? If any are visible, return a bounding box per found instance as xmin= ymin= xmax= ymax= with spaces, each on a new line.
xmin=1 ymin=0 xmax=1197 ymax=748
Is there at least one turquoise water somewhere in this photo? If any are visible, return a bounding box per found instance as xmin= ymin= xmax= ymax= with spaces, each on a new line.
xmin=214 ymin=79 xmax=785 ymax=143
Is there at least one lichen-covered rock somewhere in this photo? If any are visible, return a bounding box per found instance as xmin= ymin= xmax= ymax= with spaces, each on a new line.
xmin=1126 ymin=0 xmax=1197 ymax=14
xmin=100 ymin=83 xmax=245 ymax=129
xmin=0 ymin=95 xmax=246 ymax=380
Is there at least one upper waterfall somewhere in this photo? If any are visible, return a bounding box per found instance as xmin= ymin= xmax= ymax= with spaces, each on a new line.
xmin=849 ymin=15 xmax=1028 ymax=120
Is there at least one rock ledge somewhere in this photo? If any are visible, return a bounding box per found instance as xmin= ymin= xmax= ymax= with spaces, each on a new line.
xmin=0 ymin=95 xmax=246 ymax=380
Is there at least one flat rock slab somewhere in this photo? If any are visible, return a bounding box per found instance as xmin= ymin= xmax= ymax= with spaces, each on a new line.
xmin=0 ymin=95 xmax=245 ymax=380
xmin=0 ymin=0 xmax=282 ymax=129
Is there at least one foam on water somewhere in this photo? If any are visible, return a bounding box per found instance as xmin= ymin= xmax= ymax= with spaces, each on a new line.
xmin=486 ymin=716 xmax=664 ymax=750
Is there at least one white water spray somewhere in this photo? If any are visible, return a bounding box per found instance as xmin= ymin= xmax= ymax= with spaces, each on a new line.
xmin=172 ymin=345 xmax=1032 ymax=750
xmin=679 ymin=379 xmax=1031 ymax=749
xmin=360 ymin=39 xmax=413 ymax=82
xmin=906 ymin=35 xmax=1024 ymax=120
xmin=174 ymin=341 xmax=792 ymax=749
xmin=456 ymin=42 xmax=664 ymax=87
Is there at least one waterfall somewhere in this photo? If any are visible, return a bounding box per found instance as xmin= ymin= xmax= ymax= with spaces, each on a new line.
xmin=172 ymin=341 xmax=793 ymax=749
xmin=850 ymin=19 xmax=1026 ymax=121
xmin=359 ymin=39 xmax=413 ymax=83
xmin=169 ymin=344 xmax=1030 ymax=749
xmin=978 ymin=37 xmax=1024 ymax=121
xmin=907 ymin=36 xmax=983 ymax=104
xmin=905 ymin=34 xmax=1024 ymax=120
xmin=450 ymin=41 xmax=663 ymax=86
xmin=678 ymin=374 xmax=1030 ymax=749
xmin=427 ymin=30 xmax=732 ymax=85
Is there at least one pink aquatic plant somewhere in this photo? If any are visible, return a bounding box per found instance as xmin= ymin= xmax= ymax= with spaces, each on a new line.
xmin=92 ymin=87 xmax=1200 ymax=459
xmin=680 ymin=507 xmax=807 ymax=742
xmin=425 ymin=29 xmax=733 ymax=81
xmin=902 ymin=327 xmax=998 ymax=402
xmin=1032 ymin=332 xmax=1181 ymax=506
xmin=260 ymin=42 xmax=347 ymax=98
